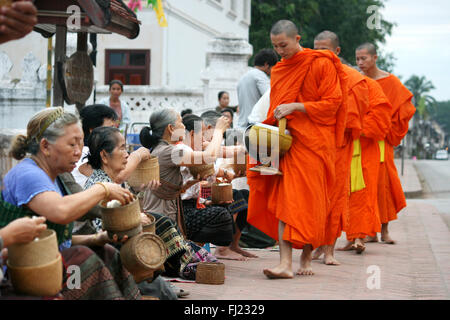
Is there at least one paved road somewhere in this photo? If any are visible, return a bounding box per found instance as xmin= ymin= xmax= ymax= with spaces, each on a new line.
xmin=414 ymin=160 xmax=450 ymax=198
xmin=413 ymin=159 xmax=450 ymax=231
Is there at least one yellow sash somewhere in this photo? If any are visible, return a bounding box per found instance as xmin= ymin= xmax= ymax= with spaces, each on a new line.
xmin=350 ymin=139 xmax=366 ymax=193
xmin=378 ymin=140 xmax=385 ymax=163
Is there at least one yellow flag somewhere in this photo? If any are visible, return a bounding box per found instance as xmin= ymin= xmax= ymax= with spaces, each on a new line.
xmin=154 ymin=0 xmax=168 ymax=27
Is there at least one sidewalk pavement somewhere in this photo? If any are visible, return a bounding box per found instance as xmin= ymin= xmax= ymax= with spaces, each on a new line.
xmin=173 ymin=158 xmax=450 ymax=300
xmin=394 ymin=159 xmax=423 ymax=198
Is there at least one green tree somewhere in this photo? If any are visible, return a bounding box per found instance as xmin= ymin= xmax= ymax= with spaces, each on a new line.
xmin=250 ymin=0 xmax=394 ymax=65
xmin=405 ymin=75 xmax=436 ymax=107
xmin=432 ymin=100 xmax=450 ymax=136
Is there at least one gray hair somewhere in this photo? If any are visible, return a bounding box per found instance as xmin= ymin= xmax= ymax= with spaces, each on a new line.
xmin=140 ymin=107 xmax=179 ymax=149
xmin=10 ymin=107 xmax=79 ymax=160
xmin=200 ymin=110 xmax=221 ymax=128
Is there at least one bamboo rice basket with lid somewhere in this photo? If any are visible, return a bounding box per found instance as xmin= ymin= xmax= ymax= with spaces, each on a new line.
xmin=211 ymin=182 xmax=233 ymax=204
xmin=127 ymin=156 xmax=160 ymax=189
xmin=188 ymin=163 xmax=215 ymax=180
xmin=120 ymin=232 xmax=167 ymax=283
xmin=7 ymin=229 xmax=63 ymax=297
xmin=195 ymin=262 xmax=225 ymax=285
xmin=100 ymin=197 xmax=141 ymax=232
xmin=7 ymin=254 xmax=63 ymax=297
xmin=8 ymin=229 xmax=59 ymax=268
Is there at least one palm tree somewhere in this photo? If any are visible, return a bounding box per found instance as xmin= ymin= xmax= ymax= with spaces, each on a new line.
xmin=405 ymin=75 xmax=435 ymax=108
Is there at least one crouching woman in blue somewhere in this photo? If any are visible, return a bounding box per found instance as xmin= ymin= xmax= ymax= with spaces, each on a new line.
xmin=0 ymin=107 xmax=142 ymax=300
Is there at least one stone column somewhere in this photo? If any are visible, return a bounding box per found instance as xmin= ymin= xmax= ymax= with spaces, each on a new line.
xmin=200 ymin=33 xmax=253 ymax=111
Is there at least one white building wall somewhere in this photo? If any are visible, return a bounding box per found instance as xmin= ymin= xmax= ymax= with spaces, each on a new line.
xmin=0 ymin=0 xmax=250 ymax=90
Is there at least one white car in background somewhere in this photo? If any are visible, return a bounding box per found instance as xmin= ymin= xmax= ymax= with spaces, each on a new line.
xmin=435 ymin=149 xmax=449 ymax=160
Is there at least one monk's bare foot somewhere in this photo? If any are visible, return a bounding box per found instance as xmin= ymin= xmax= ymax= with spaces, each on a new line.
xmin=297 ymin=245 xmax=314 ymax=275
xmin=324 ymin=254 xmax=341 ymax=265
xmin=364 ymin=235 xmax=379 ymax=243
xmin=312 ymin=246 xmax=324 ymax=260
xmin=323 ymin=246 xmax=340 ymax=265
xmin=381 ymin=234 xmax=396 ymax=244
xmin=352 ymin=238 xmax=366 ymax=254
xmin=337 ymin=241 xmax=355 ymax=251
xmin=214 ymin=247 xmax=247 ymax=261
xmin=230 ymin=245 xmax=258 ymax=258
xmin=263 ymin=265 xmax=293 ymax=279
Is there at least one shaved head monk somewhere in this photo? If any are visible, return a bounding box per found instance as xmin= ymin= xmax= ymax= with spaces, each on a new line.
xmin=312 ymin=31 xmax=392 ymax=261
xmin=246 ymin=20 xmax=348 ymax=278
xmin=356 ymin=43 xmax=416 ymax=244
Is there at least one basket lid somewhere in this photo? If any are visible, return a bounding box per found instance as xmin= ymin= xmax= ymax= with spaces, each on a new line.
xmin=134 ymin=233 xmax=167 ymax=268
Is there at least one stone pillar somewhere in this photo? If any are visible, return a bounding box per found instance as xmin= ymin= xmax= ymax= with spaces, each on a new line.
xmin=200 ymin=33 xmax=253 ymax=111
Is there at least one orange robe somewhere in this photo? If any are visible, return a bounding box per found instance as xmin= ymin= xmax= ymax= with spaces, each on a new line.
xmin=346 ymin=77 xmax=392 ymax=240
xmin=322 ymin=64 xmax=368 ymax=246
xmin=376 ymin=75 xmax=416 ymax=223
xmin=247 ymin=49 xmax=347 ymax=249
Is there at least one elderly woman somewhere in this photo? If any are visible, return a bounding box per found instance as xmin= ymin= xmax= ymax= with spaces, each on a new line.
xmin=0 ymin=107 xmax=142 ymax=300
xmin=73 ymin=104 xmax=151 ymax=188
xmin=83 ymin=126 xmax=190 ymax=295
xmin=140 ymin=108 xmax=234 ymax=250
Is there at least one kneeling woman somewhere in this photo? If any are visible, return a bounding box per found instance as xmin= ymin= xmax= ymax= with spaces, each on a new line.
xmin=140 ymin=108 xmax=234 ymax=250
xmin=0 ymin=107 xmax=141 ymax=300
xmin=83 ymin=126 xmax=192 ymax=281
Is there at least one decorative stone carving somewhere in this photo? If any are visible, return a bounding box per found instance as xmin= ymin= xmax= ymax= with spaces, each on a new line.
xmin=201 ymin=33 xmax=253 ymax=109
xmin=17 ymin=52 xmax=41 ymax=88
xmin=0 ymin=51 xmax=12 ymax=81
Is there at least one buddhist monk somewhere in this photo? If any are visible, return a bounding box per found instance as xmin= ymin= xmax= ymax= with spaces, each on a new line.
xmin=356 ymin=43 xmax=416 ymax=244
xmin=338 ymin=75 xmax=392 ymax=253
xmin=246 ymin=20 xmax=347 ymax=278
xmin=312 ymin=31 xmax=368 ymax=264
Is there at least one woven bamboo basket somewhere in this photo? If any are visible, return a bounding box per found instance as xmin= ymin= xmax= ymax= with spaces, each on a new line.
xmin=127 ymin=156 xmax=160 ymax=189
xmin=107 ymin=224 xmax=143 ymax=240
xmin=8 ymin=229 xmax=59 ymax=268
xmin=100 ymin=197 xmax=141 ymax=232
xmin=195 ymin=262 xmax=225 ymax=285
xmin=188 ymin=164 xmax=215 ymax=180
xmin=211 ymin=182 xmax=233 ymax=204
xmin=142 ymin=213 xmax=156 ymax=234
xmin=7 ymin=254 xmax=63 ymax=296
xmin=120 ymin=232 xmax=167 ymax=283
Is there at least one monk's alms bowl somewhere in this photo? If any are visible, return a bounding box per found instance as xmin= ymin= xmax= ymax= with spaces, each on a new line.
xmin=244 ymin=118 xmax=292 ymax=163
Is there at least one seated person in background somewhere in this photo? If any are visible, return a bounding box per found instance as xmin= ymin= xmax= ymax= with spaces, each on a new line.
xmin=73 ymin=104 xmax=152 ymax=189
xmin=220 ymin=107 xmax=235 ymax=129
xmin=0 ymin=107 xmax=142 ymax=300
xmin=180 ymin=114 xmax=247 ymax=260
xmin=215 ymin=91 xmax=239 ymax=114
xmin=199 ymin=112 xmax=257 ymax=259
